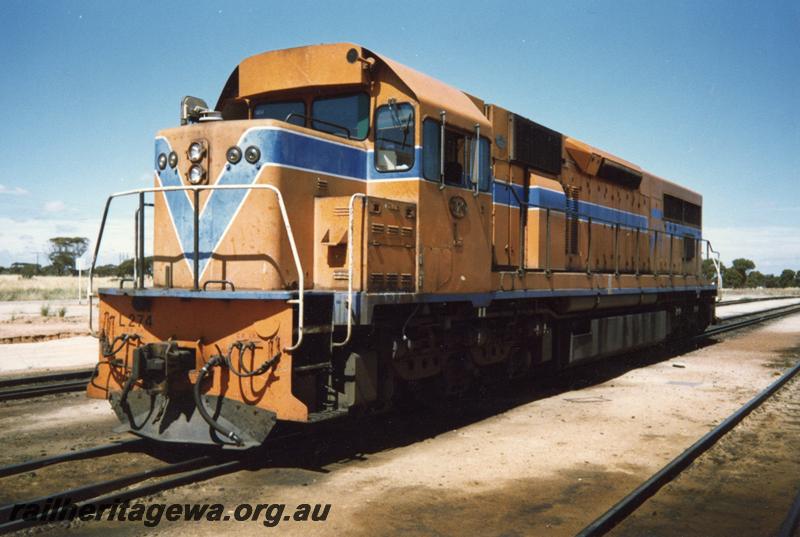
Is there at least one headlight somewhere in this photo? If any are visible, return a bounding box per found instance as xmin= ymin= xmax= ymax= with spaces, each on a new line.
xmin=226 ymin=146 xmax=242 ymax=164
xmin=188 ymin=164 xmax=205 ymax=184
xmin=244 ymin=146 xmax=261 ymax=164
xmin=157 ymin=153 xmax=167 ymax=170
xmin=168 ymin=151 xmax=178 ymax=168
xmin=188 ymin=141 xmax=205 ymax=163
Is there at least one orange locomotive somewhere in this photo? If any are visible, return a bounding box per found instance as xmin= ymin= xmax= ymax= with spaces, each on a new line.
xmin=87 ymin=43 xmax=717 ymax=447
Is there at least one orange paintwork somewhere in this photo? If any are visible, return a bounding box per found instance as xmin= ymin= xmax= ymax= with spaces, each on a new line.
xmin=87 ymin=294 xmax=307 ymax=421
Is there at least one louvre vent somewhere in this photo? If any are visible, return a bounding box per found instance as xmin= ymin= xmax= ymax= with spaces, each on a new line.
xmin=400 ymin=273 xmax=413 ymax=290
xmin=511 ymin=114 xmax=562 ymax=176
xmin=597 ymin=159 xmax=642 ymax=189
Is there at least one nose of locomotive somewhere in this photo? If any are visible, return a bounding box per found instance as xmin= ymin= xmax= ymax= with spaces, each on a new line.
xmin=109 ymin=342 xmax=278 ymax=449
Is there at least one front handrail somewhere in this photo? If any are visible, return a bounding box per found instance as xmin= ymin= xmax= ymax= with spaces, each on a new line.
xmin=706 ymin=240 xmax=723 ymax=290
xmin=88 ymin=184 xmax=305 ymax=352
xmin=331 ymin=193 xmax=366 ymax=348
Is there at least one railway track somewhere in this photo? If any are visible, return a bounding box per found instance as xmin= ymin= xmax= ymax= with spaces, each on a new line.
xmin=576 ymin=343 xmax=800 ymax=536
xmin=0 ymin=426 xmax=311 ymax=534
xmin=0 ymin=369 xmax=95 ymax=402
xmin=717 ymin=295 xmax=799 ymax=307
xmin=707 ymin=302 xmax=800 ymax=337
xmin=0 ymin=453 xmax=240 ymax=534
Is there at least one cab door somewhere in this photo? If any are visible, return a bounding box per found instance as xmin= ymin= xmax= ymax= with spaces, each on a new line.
xmin=486 ymin=105 xmax=523 ymax=269
xmin=417 ymin=118 xmax=492 ymax=293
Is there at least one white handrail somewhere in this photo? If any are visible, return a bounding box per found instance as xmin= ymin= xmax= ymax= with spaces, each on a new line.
xmin=706 ymin=240 xmax=723 ymax=292
xmin=88 ymin=183 xmax=305 ymax=352
xmin=331 ymin=193 xmax=365 ymax=348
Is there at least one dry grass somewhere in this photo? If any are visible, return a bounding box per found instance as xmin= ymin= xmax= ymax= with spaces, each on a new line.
xmin=0 ymin=275 xmax=117 ymax=301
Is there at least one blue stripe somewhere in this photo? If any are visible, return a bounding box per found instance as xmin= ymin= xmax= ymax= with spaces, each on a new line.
xmin=493 ymin=183 xmax=649 ymax=230
xmin=492 ymin=181 xmax=525 ymax=208
xmin=665 ymin=221 xmax=702 ymax=239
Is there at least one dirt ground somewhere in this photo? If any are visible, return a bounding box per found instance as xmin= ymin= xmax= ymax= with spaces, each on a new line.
xmin=610 ymin=375 xmax=800 ymax=537
xmin=0 ymin=299 xmax=93 ymax=343
xmin=0 ymin=336 xmax=96 ymax=374
xmin=1 ymin=313 xmax=798 ymax=536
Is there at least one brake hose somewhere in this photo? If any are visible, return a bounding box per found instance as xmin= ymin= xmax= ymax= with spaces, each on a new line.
xmin=228 ymin=342 xmax=280 ymax=377
xmin=193 ymin=355 xmax=243 ymax=446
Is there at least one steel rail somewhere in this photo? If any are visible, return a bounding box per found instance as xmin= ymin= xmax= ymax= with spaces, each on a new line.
xmin=0 ymin=380 xmax=89 ymax=401
xmin=702 ymin=303 xmax=800 ymax=339
xmin=777 ymin=484 xmax=800 ymax=537
xmin=0 ymin=368 xmax=97 ymax=401
xmin=0 ymin=439 xmax=144 ymax=479
xmin=576 ymin=358 xmax=800 ymax=536
xmin=0 ymin=369 xmax=94 ymax=389
xmin=0 ymin=455 xmax=217 ymax=531
xmin=717 ymin=295 xmax=798 ymax=307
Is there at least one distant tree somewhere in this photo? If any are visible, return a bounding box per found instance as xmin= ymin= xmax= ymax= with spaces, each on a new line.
xmin=723 ymin=267 xmax=745 ymax=288
xmin=731 ymin=258 xmax=756 ymax=283
xmin=746 ymin=270 xmax=766 ymax=288
xmin=92 ymin=264 xmax=119 ymax=277
xmin=763 ymin=274 xmax=779 ymax=288
xmin=10 ymin=262 xmax=40 ymax=278
xmin=40 ymin=264 xmax=60 ymax=276
xmin=47 ymin=237 xmax=89 ymax=275
xmin=116 ymin=257 xmax=153 ymax=278
xmin=702 ymin=259 xmax=724 ymax=283
xmin=795 ymin=270 xmax=800 ymax=288
xmin=778 ymin=269 xmax=796 ymax=288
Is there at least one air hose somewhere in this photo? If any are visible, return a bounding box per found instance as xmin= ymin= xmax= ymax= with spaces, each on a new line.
xmin=192 ymin=355 xmax=243 ymax=446
xmin=228 ymin=342 xmax=281 ymax=377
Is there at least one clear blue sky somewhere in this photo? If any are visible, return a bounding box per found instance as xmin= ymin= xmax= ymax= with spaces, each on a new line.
xmin=0 ymin=0 xmax=798 ymax=272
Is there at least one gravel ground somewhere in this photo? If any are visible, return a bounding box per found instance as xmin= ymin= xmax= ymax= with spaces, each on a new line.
xmin=610 ymin=375 xmax=800 ymax=537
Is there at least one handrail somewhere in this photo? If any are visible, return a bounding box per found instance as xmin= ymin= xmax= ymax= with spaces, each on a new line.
xmin=500 ymin=181 xmax=528 ymax=272
xmin=706 ymin=240 xmax=723 ymax=289
xmin=332 ymin=193 xmax=366 ymax=348
xmin=503 ymin=180 xmax=714 ymax=279
xmin=88 ymin=184 xmax=305 ymax=353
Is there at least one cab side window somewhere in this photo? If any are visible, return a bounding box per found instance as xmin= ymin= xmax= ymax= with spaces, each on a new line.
xmin=423 ymin=118 xmax=490 ymax=191
xmin=374 ymin=103 xmax=415 ymax=172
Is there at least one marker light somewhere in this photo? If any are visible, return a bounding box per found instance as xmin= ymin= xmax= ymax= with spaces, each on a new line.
xmin=188 ymin=141 xmax=205 ymax=163
xmin=226 ymin=146 xmax=242 ymax=164
xmin=244 ymin=146 xmax=261 ymax=164
xmin=168 ymin=151 xmax=178 ymax=168
xmin=188 ymin=164 xmax=206 ymax=184
xmin=157 ymin=153 xmax=167 ymax=170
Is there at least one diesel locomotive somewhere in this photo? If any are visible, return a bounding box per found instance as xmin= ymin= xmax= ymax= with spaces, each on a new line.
xmin=87 ymin=43 xmax=717 ymax=448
